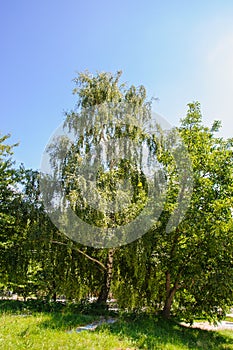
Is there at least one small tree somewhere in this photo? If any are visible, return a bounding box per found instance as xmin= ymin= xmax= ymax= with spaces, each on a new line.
xmin=113 ymin=102 xmax=233 ymax=321
xmin=151 ymin=103 xmax=232 ymax=320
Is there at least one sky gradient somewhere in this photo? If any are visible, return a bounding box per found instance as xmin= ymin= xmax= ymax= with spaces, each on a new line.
xmin=1 ymin=0 xmax=233 ymax=169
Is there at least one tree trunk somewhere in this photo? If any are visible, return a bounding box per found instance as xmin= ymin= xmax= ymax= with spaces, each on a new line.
xmin=97 ymin=248 xmax=114 ymax=304
xmin=52 ymin=292 xmax=57 ymax=302
xmin=162 ymin=271 xmax=179 ymax=319
xmin=51 ymin=280 xmax=57 ymax=302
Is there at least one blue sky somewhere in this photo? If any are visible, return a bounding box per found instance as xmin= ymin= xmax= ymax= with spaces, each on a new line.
xmin=1 ymin=0 xmax=233 ymax=169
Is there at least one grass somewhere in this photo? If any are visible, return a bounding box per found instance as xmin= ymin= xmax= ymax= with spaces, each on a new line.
xmin=0 ymin=300 xmax=233 ymax=350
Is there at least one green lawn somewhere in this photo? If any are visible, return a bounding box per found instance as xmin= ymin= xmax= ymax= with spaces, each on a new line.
xmin=0 ymin=301 xmax=233 ymax=350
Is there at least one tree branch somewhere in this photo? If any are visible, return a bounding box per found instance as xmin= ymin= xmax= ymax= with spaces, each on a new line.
xmin=51 ymin=240 xmax=107 ymax=271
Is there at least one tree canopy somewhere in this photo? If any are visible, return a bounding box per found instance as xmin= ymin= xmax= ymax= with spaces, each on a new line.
xmin=0 ymin=72 xmax=232 ymax=323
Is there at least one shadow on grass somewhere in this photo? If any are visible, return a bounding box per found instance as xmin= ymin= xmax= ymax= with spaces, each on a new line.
xmin=0 ymin=299 xmax=101 ymax=331
xmin=38 ymin=311 xmax=233 ymax=349
xmin=97 ymin=315 xmax=233 ymax=350
xmin=0 ymin=299 xmax=116 ymax=315
xmin=1 ymin=301 xmax=232 ymax=349
xmin=39 ymin=313 xmax=99 ymax=331
xmin=0 ymin=299 xmax=66 ymax=313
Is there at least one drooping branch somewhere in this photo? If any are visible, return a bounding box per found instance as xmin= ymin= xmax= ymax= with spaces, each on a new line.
xmin=51 ymin=240 xmax=107 ymax=271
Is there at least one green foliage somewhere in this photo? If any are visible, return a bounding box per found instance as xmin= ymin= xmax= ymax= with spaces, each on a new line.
xmin=57 ymin=71 xmax=154 ymax=236
xmin=111 ymin=101 xmax=233 ymax=321
xmin=0 ymin=74 xmax=232 ymax=324
xmin=0 ymin=134 xmax=22 ymax=286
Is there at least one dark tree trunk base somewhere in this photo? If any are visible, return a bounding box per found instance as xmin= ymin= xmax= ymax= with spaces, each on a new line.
xmin=97 ymin=248 xmax=114 ymax=304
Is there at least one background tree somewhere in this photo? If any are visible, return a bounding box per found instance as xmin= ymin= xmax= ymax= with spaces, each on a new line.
xmin=115 ymin=102 xmax=233 ymax=321
xmin=0 ymin=134 xmax=22 ymax=292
